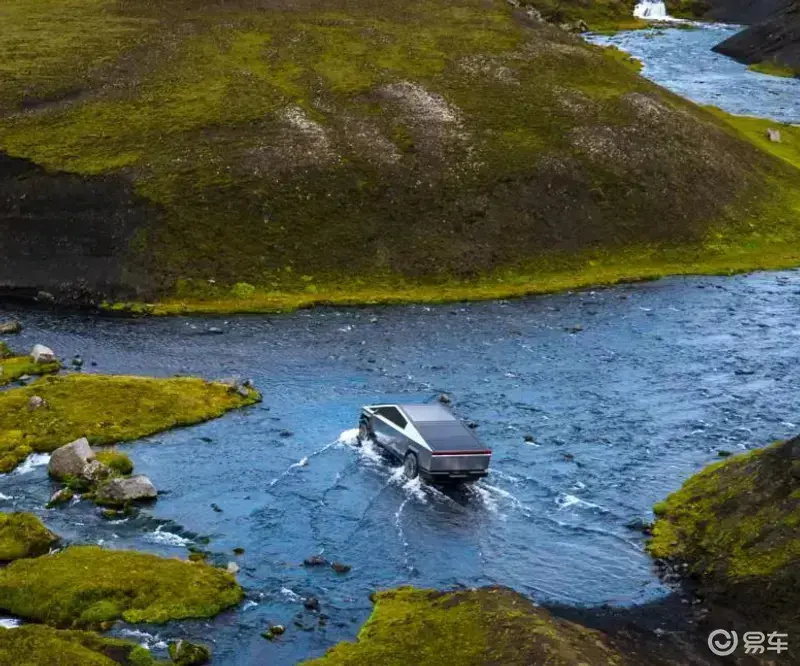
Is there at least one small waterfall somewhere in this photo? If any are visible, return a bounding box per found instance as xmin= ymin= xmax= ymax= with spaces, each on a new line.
xmin=634 ymin=1 xmax=669 ymax=19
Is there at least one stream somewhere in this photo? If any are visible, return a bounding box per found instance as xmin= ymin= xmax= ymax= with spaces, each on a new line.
xmin=3 ymin=271 xmax=800 ymax=663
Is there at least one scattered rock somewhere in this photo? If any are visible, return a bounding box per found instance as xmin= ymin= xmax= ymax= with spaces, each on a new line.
xmin=96 ymin=475 xmax=157 ymax=505
xmin=206 ymin=327 xmax=225 ymax=335
xmin=767 ymin=128 xmax=781 ymax=143
xmin=46 ymin=488 xmax=74 ymax=508
xmin=36 ymin=291 xmax=55 ymax=303
xmin=71 ymin=356 xmax=83 ymax=368
xmin=561 ymin=452 xmax=575 ymax=462
xmin=168 ymin=640 xmax=211 ymax=666
xmin=226 ymin=561 xmax=240 ymax=574
xmin=565 ymin=324 xmax=584 ymax=333
xmin=304 ymin=555 xmax=328 ymax=567
xmin=30 ymin=344 xmax=56 ymax=364
xmin=233 ymin=547 xmax=245 ymax=555
xmin=0 ymin=320 xmax=22 ymax=334
xmin=211 ymin=503 xmax=223 ymax=512
xmin=279 ymin=430 xmax=294 ymax=438
xmin=438 ymin=393 xmax=451 ymax=404
xmin=625 ymin=517 xmax=653 ymax=536
xmin=331 ymin=562 xmax=351 ymax=574
xmin=48 ymin=438 xmax=94 ymax=480
xmin=27 ymin=395 xmax=47 ymax=410
xmin=303 ymin=596 xmax=320 ymax=611
xmin=100 ymin=509 xmax=122 ymax=520
xmin=523 ymin=434 xmax=535 ymax=443
xmin=262 ymin=624 xmax=286 ymax=640
xmin=717 ymin=450 xmax=732 ymax=457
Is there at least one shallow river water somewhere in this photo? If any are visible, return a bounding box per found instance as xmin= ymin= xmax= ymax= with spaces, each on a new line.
xmin=3 ymin=271 xmax=800 ymax=663
xmin=588 ymin=23 xmax=800 ymax=124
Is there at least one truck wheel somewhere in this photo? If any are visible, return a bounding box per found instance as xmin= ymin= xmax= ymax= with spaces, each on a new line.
xmin=403 ymin=452 xmax=419 ymax=480
xmin=357 ymin=420 xmax=372 ymax=445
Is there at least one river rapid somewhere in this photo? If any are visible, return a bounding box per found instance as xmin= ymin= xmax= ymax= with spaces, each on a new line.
xmin=3 ymin=270 xmax=800 ymax=663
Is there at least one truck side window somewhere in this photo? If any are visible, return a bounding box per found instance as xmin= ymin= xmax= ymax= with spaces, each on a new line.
xmin=377 ymin=407 xmax=407 ymax=429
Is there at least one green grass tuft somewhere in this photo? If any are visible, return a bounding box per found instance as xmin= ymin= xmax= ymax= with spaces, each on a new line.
xmin=748 ymin=60 xmax=799 ymax=79
xmin=95 ymin=449 xmax=134 ymax=476
xmin=0 ymin=512 xmax=59 ymax=561
xmin=0 ymin=545 xmax=244 ymax=628
xmin=0 ymin=374 xmax=260 ymax=473
xmin=0 ymin=356 xmax=60 ymax=387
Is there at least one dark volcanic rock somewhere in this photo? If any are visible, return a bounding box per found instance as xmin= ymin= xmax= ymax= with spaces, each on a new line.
xmin=0 ymin=151 xmax=159 ymax=304
xmin=713 ymin=1 xmax=800 ymax=73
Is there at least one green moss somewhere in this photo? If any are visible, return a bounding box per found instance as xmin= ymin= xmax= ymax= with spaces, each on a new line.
xmin=0 ymin=356 xmax=60 ymax=387
xmin=0 ymin=512 xmax=59 ymax=561
xmin=748 ymin=60 xmax=799 ymax=79
xmin=648 ymin=438 xmax=800 ymax=633
xmin=0 ymin=624 xmax=166 ymax=666
xmin=304 ymin=587 xmax=629 ymax=665
xmin=95 ymin=449 xmax=134 ymax=476
xmin=664 ymin=0 xmax=711 ymax=19
xmin=0 ymin=342 xmax=12 ymax=359
xmin=522 ymin=0 xmax=644 ymax=32
xmin=0 ymin=374 xmax=260 ymax=473
xmin=0 ymin=545 xmax=244 ymax=628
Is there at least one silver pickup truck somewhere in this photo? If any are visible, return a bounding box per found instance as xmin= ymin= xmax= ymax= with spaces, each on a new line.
xmin=358 ymin=403 xmax=491 ymax=483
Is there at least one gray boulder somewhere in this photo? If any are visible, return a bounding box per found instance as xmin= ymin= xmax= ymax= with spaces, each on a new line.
xmin=81 ymin=459 xmax=111 ymax=483
xmin=96 ymin=475 xmax=157 ymax=505
xmin=0 ymin=320 xmax=21 ymax=334
xmin=28 ymin=395 xmax=47 ymax=410
xmin=48 ymin=438 xmax=94 ymax=480
xmin=30 ymin=344 xmax=56 ymax=364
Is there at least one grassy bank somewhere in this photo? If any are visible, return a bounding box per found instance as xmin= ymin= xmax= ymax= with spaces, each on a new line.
xmin=0 ymin=545 xmax=243 ymax=628
xmin=0 ymin=374 xmax=260 ymax=472
xmin=0 ymin=356 xmax=60 ymax=386
xmin=0 ymin=512 xmax=59 ymax=561
xmin=748 ymin=60 xmax=800 ymax=79
xmin=649 ymin=437 xmax=800 ymax=635
xmin=0 ymin=625 xmax=164 ymax=666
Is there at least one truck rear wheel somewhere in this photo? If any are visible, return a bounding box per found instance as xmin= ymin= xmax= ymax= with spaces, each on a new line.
xmin=403 ymin=452 xmax=419 ymax=480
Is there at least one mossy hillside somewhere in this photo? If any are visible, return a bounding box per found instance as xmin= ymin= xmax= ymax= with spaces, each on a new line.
xmin=664 ymin=0 xmax=711 ymax=19
xmin=0 ymin=545 xmax=243 ymax=628
xmin=2 ymin=0 xmax=800 ymax=309
xmin=0 ymin=512 xmax=59 ymax=561
xmin=648 ymin=438 xmax=800 ymax=632
xmin=0 ymin=374 xmax=260 ymax=473
xmin=305 ymin=587 xmax=634 ymax=665
xmin=521 ymin=0 xmax=646 ymax=31
xmin=0 ymin=355 xmax=60 ymax=387
xmin=0 ymin=624 xmax=164 ymax=666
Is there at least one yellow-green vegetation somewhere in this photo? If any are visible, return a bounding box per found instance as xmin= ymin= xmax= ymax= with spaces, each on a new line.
xmin=649 ymin=437 xmax=800 ymax=633
xmin=95 ymin=449 xmax=134 ymax=476
xmin=523 ymin=0 xmax=646 ymax=32
xmin=748 ymin=60 xmax=799 ymax=78
xmin=0 ymin=545 xmax=243 ymax=628
xmin=0 ymin=355 xmax=60 ymax=387
xmin=0 ymin=624 xmax=164 ymax=666
xmin=664 ymin=0 xmax=710 ymax=19
xmin=305 ymin=587 xmax=632 ymax=665
xmin=0 ymin=374 xmax=260 ymax=473
xmin=3 ymin=0 xmax=800 ymax=312
xmin=0 ymin=512 xmax=59 ymax=561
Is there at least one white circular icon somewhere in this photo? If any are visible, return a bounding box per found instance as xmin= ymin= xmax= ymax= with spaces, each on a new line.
xmin=708 ymin=629 xmax=739 ymax=656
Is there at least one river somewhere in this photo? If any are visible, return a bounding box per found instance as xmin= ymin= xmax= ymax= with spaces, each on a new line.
xmin=588 ymin=22 xmax=800 ymax=124
xmin=3 ymin=270 xmax=800 ymax=663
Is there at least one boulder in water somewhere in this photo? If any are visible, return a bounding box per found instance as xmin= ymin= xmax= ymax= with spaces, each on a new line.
xmin=96 ymin=475 xmax=157 ymax=505
xmin=48 ymin=438 xmax=94 ymax=480
xmin=0 ymin=320 xmax=22 ymax=334
xmin=30 ymin=344 xmax=56 ymax=364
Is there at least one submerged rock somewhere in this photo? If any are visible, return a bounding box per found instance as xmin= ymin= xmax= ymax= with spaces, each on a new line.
xmin=30 ymin=344 xmax=56 ymax=364
xmin=0 ymin=320 xmax=22 ymax=335
xmin=46 ymin=488 xmax=75 ymax=508
xmin=331 ymin=562 xmax=352 ymax=574
xmin=303 ymin=596 xmax=321 ymax=611
xmin=48 ymin=437 xmax=94 ymax=480
xmin=303 ymin=555 xmax=328 ymax=567
xmin=95 ymin=475 xmax=157 ymax=505
xmin=262 ymin=623 xmax=286 ymax=640
xmin=168 ymin=640 xmax=212 ymax=665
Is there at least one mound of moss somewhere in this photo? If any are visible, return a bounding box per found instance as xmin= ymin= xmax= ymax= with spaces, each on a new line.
xmin=305 ymin=587 xmax=636 ymax=665
xmin=0 ymin=545 xmax=243 ymax=628
xmin=95 ymin=449 xmax=135 ymax=476
xmin=0 ymin=355 xmax=60 ymax=387
xmin=0 ymin=512 xmax=59 ymax=561
xmin=649 ymin=437 xmax=800 ymax=634
xmin=1 ymin=0 xmax=800 ymax=311
xmin=0 ymin=374 xmax=260 ymax=472
xmin=0 ymin=624 xmax=164 ymax=666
